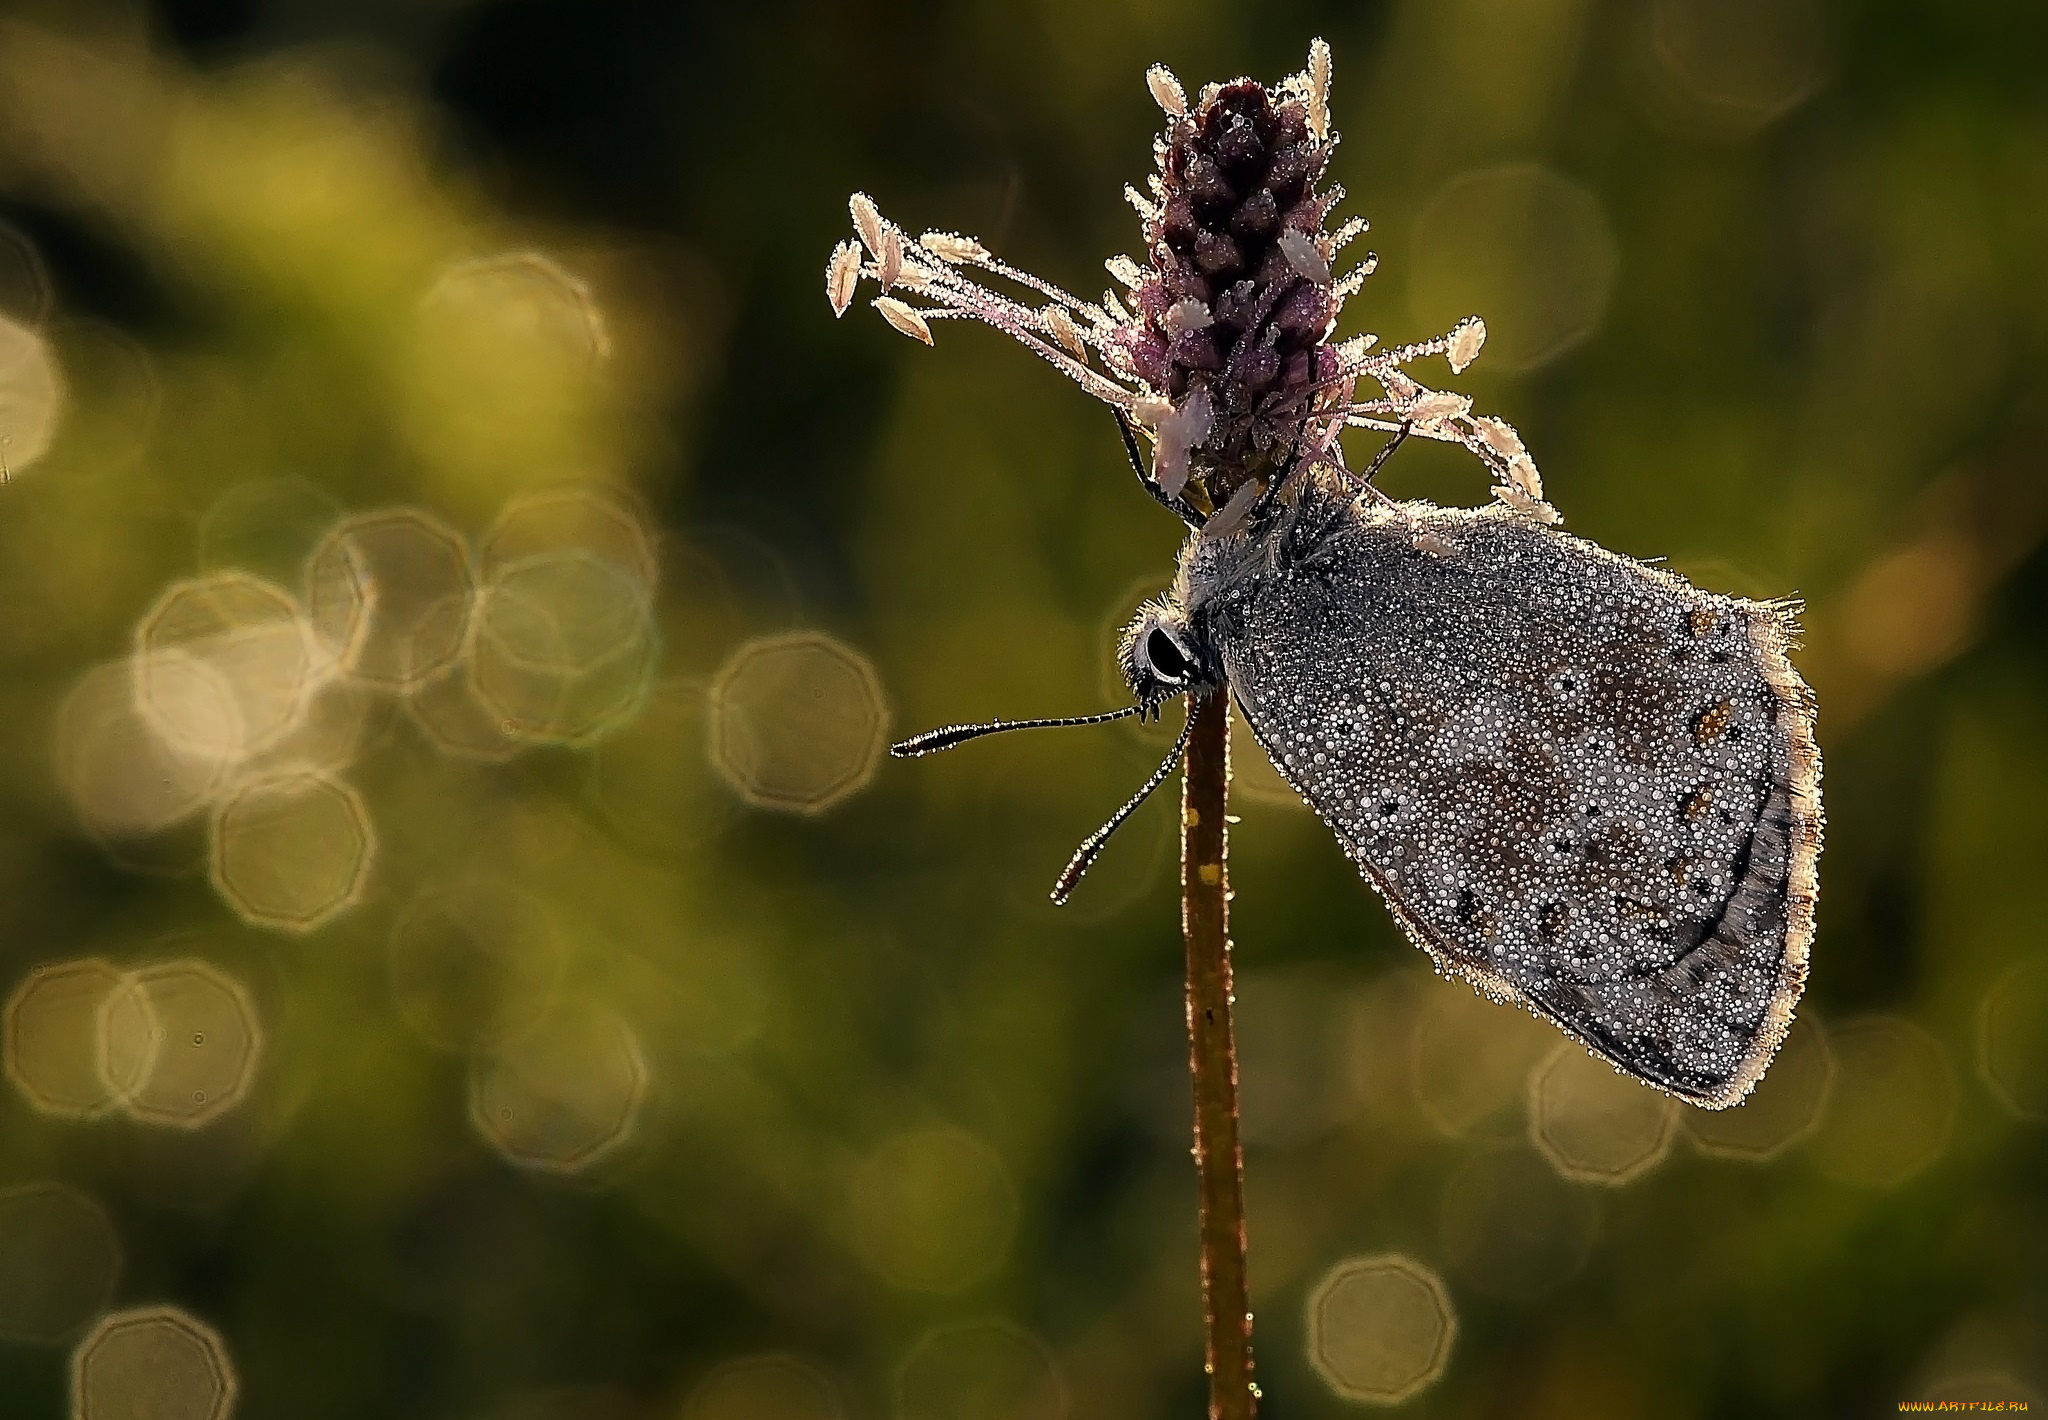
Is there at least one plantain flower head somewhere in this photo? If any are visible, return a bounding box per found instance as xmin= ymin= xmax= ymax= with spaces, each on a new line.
xmin=827 ymin=41 xmax=1554 ymax=526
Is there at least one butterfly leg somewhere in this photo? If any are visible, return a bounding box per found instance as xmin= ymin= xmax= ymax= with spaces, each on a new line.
xmin=1114 ymin=408 xmax=1208 ymax=529
xmin=1355 ymin=420 xmax=1413 ymax=501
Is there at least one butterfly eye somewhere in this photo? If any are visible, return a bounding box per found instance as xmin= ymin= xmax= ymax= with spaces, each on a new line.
xmin=1145 ymin=627 xmax=1191 ymax=683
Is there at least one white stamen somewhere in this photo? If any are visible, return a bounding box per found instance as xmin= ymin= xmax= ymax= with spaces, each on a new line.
xmin=826 ymin=240 xmax=861 ymax=317
xmin=1102 ymin=289 xmax=1133 ymax=326
xmin=1106 ymin=255 xmax=1144 ymax=289
xmin=1412 ymin=528 xmax=1458 ymax=559
xmin=1495 ymin=483 xmax=1561 ymax=525
xmin=1331 ymin=262 xmax=1374 ymax=307
xmin=1126 ymin=184 xmax=1160 ymax=224
xmin=1446 ymin=316 xmax=1487 ymax=374
xmin=1277 ymin=228 xmax=1330 ymax=283
xmin=1505 ymin=453 xmax=1544 ymax=501
xmin=1307 ymin=39 xmax=1333 ymax=143
xmin=849 ymin=192 xmax=885 ymax=257
xmin=873 ymin=297 xmax=933 ymax=346
xmin=1146 ymin=64 xmax=1187 ymax=117
xmin=1408 ymin=391 xmax=1472 ymax=426
xmin=1202 ymin=477 xmax=1265 ymax=541
xmin=877 ymin=227 xmax=903 ymax=290
xmin=1330 ymin=216 xmax=1369 ymax=252
xmin=1162 ymin=298 xmax=1212 ymax=335
xmin=1043 ymin=305 xmax=1088 ymax=361
xmin=1472 ymin=415 xmax=1527 ymax=460
xmin=1334 ymin=334 xmax=1377 ymax=368
xmin=1153 ymin=387 xmax=1214 ymax=498
xmin=919 ymin=231 xmax=988 ymax=263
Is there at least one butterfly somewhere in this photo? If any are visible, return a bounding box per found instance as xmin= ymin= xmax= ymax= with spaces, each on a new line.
xmin=894 ymin=422 xmax=1821 ymax=1108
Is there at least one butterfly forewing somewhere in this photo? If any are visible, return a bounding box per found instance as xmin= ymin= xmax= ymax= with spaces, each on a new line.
xmin=1216 ymin=498 xmax=1820 ymax=1107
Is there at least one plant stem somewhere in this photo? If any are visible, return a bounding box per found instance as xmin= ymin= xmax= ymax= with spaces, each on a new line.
xmin=1180 ymin=685 xmax=1256 ymax=1419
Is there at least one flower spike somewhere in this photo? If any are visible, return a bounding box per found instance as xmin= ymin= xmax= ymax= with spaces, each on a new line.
xmin=827 ymin=39 xmax=1557 ymax=526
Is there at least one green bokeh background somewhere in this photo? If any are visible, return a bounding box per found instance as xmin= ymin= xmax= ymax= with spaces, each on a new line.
xmin=0 ymin=0 xmax=2044 ymax=1416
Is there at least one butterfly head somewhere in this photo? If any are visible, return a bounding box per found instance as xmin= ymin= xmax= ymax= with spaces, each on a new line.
xmin=1117 ymin=594 xmax=1220 ymax=710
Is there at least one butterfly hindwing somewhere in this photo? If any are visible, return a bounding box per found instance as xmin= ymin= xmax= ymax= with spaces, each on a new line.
xmin=1211 ymin=495 xmax=1821 ymax=1106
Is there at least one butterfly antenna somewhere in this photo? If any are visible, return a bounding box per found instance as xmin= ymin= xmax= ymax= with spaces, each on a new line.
xmin=891 ymin=704 xmax=1146 ymax=758
xmin=1050 ymin=699 xmax=1200 ymax=905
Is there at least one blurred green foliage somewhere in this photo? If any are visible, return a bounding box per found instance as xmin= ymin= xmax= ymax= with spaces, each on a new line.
xmin=0 ymin=0 xmax=2044 ymax=1416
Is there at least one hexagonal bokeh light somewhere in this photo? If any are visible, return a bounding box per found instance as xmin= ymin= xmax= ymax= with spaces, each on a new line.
xmin=209 ymin=769 xmax=373 ymax=932
xmin=54 ymin=662 xmax=225 ymax=840
xmin=1529 ymin=1046 xmax=1679 ymax=1185
xmin=1979 ymin=957 xmax=2048 ymax=1121
xmin=1306 ymin=1254 xmax=1458 ymax=1404
xmin=99 ymin=960 xmax=262 ymax=1129
xmin=468 ymin=1001 xmax=646 ymax=1173
xmin=708 ymin=632 xmax=887 ymax=815
xmin=482 ymin=485 xmax=656 ymax=589
xmin=469 ymin=549 xmax=658 ymax=746
xmin=1410 ymin=981 xmax=1556 ymax=1138
xmin=305 ymin=508 xmax=474 ymax=692
xmin=70 ymin=1305 xmax=237 ymax=1420
xmin=5 ymin=959 xmax=127 ymax=1119
xmin=133 ymin=571 xmax=323 ymax=766
xmin=1808 ymin=1016 xmax=1957 ymax=1188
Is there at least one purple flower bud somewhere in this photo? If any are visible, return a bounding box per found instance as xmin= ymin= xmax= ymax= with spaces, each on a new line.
xmin=1118 ymin=325 xmax=1170 ymax=387
xmin=1185 ymin=155 xmax=1236 ymax=211
xmin=1266 ymin=146 xmax=1311 ymax=207
xmin=1194 ymin=230 xmax=1244 ymax=278
xmin=1170 ymin=328 xmax=1225 ymax=372
xmin=1274 ymin=281 xmax=1330 ymax=340
xmin=1228 ymin=188 xmax=1280 ymax=241
xmin=1238 ymin=340 xmax=1281 ymax=392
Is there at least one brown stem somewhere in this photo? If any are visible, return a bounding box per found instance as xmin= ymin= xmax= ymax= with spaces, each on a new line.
xmin=1180 ymin=684 xmax=1256 ymax=1419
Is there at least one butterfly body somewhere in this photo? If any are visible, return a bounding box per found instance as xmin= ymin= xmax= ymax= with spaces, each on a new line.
xmin=1135 ymin=474 xmax=1821 ymax=1107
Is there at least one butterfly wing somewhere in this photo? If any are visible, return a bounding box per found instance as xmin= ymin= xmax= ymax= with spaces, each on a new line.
xmin=1213 ymin=496 xmax=1821 ymax=1107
